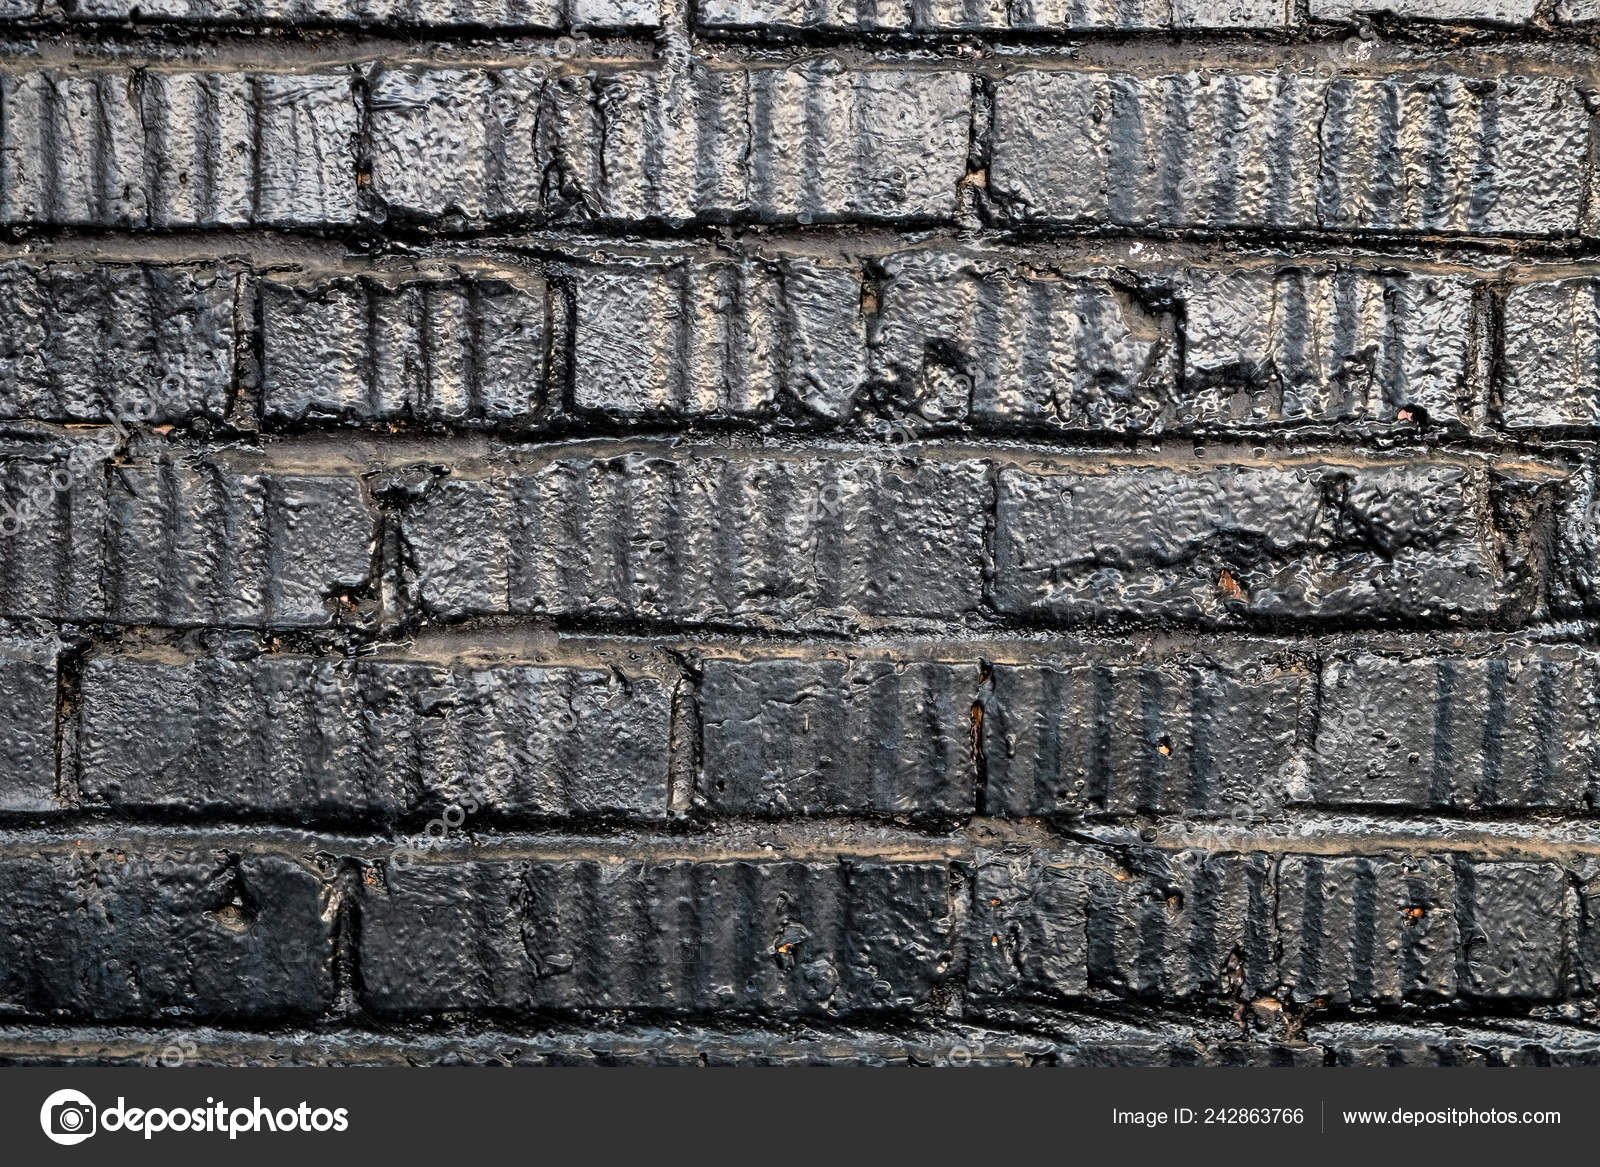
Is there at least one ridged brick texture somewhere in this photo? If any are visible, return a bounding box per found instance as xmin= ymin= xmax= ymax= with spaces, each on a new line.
xmin=9 ymin=0 xmax=1600 ymax=1071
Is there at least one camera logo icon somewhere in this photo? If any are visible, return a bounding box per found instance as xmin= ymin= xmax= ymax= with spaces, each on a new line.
xmin=40 ymin=1089 xmax=97 ymax=1146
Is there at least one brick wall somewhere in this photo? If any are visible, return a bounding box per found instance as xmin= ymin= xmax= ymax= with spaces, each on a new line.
xmin=3 ymin=0 xmax=1600 ymax=1068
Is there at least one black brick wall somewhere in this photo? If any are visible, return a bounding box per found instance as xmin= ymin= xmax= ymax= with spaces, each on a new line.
xmin=4 ymin=0 xmax=1600 ymax=1068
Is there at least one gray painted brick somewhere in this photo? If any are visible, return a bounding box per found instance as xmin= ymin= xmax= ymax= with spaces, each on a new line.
xmin=1311 ymin=648 xmax=1600 ymax=811
xmin=1310 ymin=0 xmax=1537 ymax=22
xmin=1181 ymin=266 xmax=1479 ymax=428
xmin=61 ymin=0 xmax=658 ymax=26
xmin=359 ymin=857 xmax=956 ymax=1015
xmin=697 ymin=657 xmax=976 ymax=817
xmin=981 ymin=654 xmax=1306 ymax=818
xmin=870 ymin=251 xmax=1176 ymax=429
xmin=1501 ymin=277 xmax=1600 ymax=429
xmin=991 ymin=461 xmax=1504 ymax=625
xmin=0 ymin=636 xmax=58 ymax=812
xmin=1276 ymin=854 xmax=1459 ymax=1004
xmin=697 ymin=0 xmax=1285 ymax=30
xmin=1461 ymin=861 xmax=1567 ymax=999
xmin=76 ymin=653 xmax=670 ymax=819
xmin=367 ymin=62 xmax=970 ymax=227
xmin=990 ymin=69 xmax=1588 ymax=237
xmin=0 ymin=849 xmax=335 ymax=1020
xmin=573 ymin=254 xmax=867 ymax=422
xmin=0 ymin=444 xmax=376 ymax=628
xmin=260 ymin=271 xmax=549 ymax=427
xmin=0 ymin=262 xmax=236 ymax=424
xmin=401 ymin=453 xmax=989 ymax=626
xmin=0 ymin=68 xmax=358 ymax=228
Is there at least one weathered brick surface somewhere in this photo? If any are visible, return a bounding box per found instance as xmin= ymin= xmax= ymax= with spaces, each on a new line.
xmin=699 ymin=0 xmax=1287 ymax=30
xmin=50 ymin=0 xmax=659 ymax=26
xmin=0 ymin=261 xmax=236 ymax=424
xmin=0 ymin=636 xmax=58 ymax=812
xmin=1311 ymin=648 xmax=1600 ymax=810
xmin=698 ymin=657 xmax=976 ymax=817
xmin=990 ymin=70 xmax=1588 ymax=237
xmin=367 ymin=63 xmax=972 ymax=228
xmin=0 ymin=68 xmax=358 ymax=228
xmin=359 ymin=857 xmax=957 ymax=1015
xmin=973 ymin=847 xmax=1573 ymax=1006
xmin=74 ymin=652 xmax=671 ymax=818
xmin=260 ymin=270 xmax=550 ymax=426
xmin=0 ymin=443 xmax=375 ymax=627
xmin=400 ymin=453 xmax=989 ymax=625
xmin=5 ymin=0 xmax=1600 ymax=1069
xmin=992 ymin=461 xmax=1511 ymax=625
xmin=0 ymin=848 xmax=334 ymax=1020
xmin=981 ymin=653 xmax=1306 ymax=817
xmin=1180 ymin=266 xmax=1480 ymax=428
xmin=572 ymin=253 xmax=867 ymax=421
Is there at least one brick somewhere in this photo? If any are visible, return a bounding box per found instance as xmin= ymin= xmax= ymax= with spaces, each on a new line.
xmin=60 ymin=0 xmax=658 ymax=26
xmin=260 ymin=271 xmax=549 ymax=427
xmin=1275 ymin=854 xmax=1458 ymax=1003
xmin=0 ymin=637 xmax=58 ymax=812
xmin=870 ymin=251 xmax=1176 ymax=429
xmin=572 ymin=254 xmax=867 ymax=422
xmin=368 ymin=62 xmax=970 ymax=228
xmin=0 ymin=68 xmax=358 ymax=228
xmin=75 ymin=653 xmax=669 ymax=819
xmin=0 ymin=262 xmax=236 ymax=424
xmin=698 ymin=657 xmax=976 ymax=817
xmin=1500 ymin=277 xmax=1600 ymax=429
xmin=401 ymin=453 xmax=988 ymax=626
xmin=1310 ymin=649 xmax=1600 ymax=810
xmin=0 ymin=442 xmax=376 ymax=628
xmin=1311 ymin=0 xmax=1538 ymax=22
xmin=991 ymin=461 xmax=1505 ymax=625
xmin=1317 ymin=1020 xmax=1600 ymax=1066
xmin=1174 ymin=0 xmax=1288 ymax=26
xmin=971 ymin=847 xmax=1278 ymax=1001
xmin=0 ymin=848 xmax=334 ymax=1020
xmin=358 ymin=857 xmax=956 ymax=1015
xmin=989 ymin=69 xmax=1588 ymax=237
xmin=1088 ymin=849 xmax=1278 ymax=999
xmin=696 ymin=0 xmax=1282 ymax=30
xmin=969 ymin=849 xmax=1094 ymax=1000
xmin=1181 ymin=266 xmax=1479 ymax=428
xmin=980 ymin=653 xmax=1305 ymax=818
xmin=1459 ymin=861 xmax=1566 ymax=998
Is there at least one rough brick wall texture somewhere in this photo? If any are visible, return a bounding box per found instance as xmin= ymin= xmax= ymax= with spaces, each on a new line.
xmin=9 ymin=0 xmax=1600 ymax=1071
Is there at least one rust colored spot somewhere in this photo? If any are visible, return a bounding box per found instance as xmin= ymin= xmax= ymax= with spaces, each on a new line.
xmin=1218 ymin=569 xmax=1247 ymax=602
xmin=1404 ymin=906 xmax=1425 ymax=921
xmin=1397 ymin=408 xmax=1413 ymax=422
